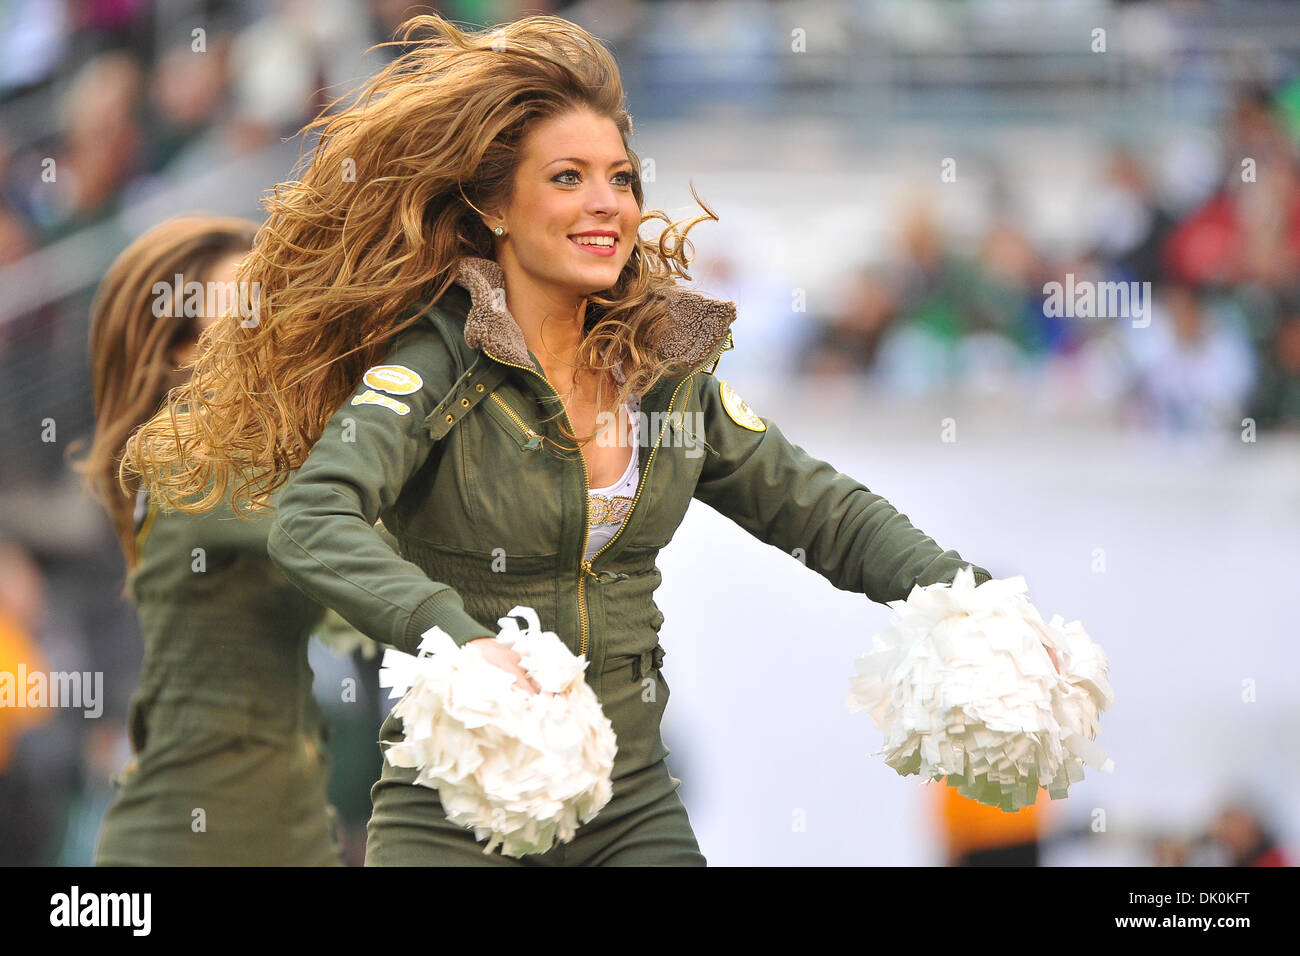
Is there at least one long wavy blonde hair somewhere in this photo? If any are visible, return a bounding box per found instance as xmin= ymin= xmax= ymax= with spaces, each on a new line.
xmin=121 ymin=13 xmax=722 ymax=518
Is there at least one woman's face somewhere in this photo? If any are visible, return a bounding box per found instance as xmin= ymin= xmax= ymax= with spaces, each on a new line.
xmin=489 ymin=108 xmax=639 ymax=300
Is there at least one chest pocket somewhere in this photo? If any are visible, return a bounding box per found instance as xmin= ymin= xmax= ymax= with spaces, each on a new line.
xmin=480 ymin=389 xmax=545 ymax=451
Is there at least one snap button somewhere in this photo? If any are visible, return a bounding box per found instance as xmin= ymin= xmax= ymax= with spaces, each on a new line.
xmin=475 ymin=383 xmax=485 ymax=392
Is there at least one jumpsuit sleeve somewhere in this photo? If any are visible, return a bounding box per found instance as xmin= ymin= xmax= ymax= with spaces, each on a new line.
xmin=690 ymin=372 xmax=992 ymax=606
xmin=267 ymin=325 xmax=497 ymax=655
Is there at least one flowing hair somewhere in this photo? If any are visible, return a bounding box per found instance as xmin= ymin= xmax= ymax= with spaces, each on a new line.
xmin=70 ymin=215 xmax=258 ymax=578
xmin=121 ymin=13 xmax=723 ymax=518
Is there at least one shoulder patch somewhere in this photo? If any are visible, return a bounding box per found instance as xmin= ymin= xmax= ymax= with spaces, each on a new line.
xmin=718 ymin=378 xmax=766 ymax=431
xmin=363 ymin=364 xmax=424 ymax=395
xmin=351 ymin=389 xmax=411 ymax=416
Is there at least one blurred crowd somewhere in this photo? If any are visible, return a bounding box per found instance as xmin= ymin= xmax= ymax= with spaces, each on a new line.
xmin=801 ymin=81 xmax=1300 ymax=434
xmin=0 ymin=1 xmax=497 ymax=245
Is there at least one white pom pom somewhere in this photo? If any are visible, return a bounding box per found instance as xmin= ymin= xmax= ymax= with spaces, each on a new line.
xmin=846 ymin=567 xmax=1115 ymax=810
xmin=378 ymin=607 xmax=618 ymax=856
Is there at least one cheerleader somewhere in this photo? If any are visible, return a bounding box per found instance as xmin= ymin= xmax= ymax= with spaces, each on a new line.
xmin=122 ymin=16 xmax=999 ymax=865
xmin=77 ymin=216 xmax=343 ymax=865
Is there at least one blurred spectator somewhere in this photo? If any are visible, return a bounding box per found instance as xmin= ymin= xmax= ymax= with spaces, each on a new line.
xmin=867 ymin=200 xmax=986 ymax=393
xmin=1151 ymin=834 xmax=1193 ymax=867
xmin=1088 ymin=149 xmax=1176 ymax=287
xmin=1246 ymin=301 xmax=1300 ymax=430
xmin=146 ymin=41 xmax=232 ymax=171
xmin=0 ymin=0 xmax=70 ymax=96
xmin=24 ymin=51 xmax=144 ymax=240
xmin=1209 ymin=800 xmax=1292 ymax=867
xmin=802 ymin=264 xmax=898 ymax=375
xmin=1163 ymin=89 xmax=1300 ymax=291
xmin=933 ymin=778 xmax=1053 ymax=866
xmin=227 ymin=0 xmax=383 ymax=150
xmin=0 ymin=540 xmax=52 ymax=865
xmin=0 ymin=540 xmax=50 ymax=771
xmin=1124 ymin=283 xmax=1257 ymax=433
xmin=1224 ymin=84 xmax=1295 ymax=181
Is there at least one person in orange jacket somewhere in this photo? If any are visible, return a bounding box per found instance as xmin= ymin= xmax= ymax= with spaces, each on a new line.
xmin=935 ymin=775 xmax=1054 ymax=866
xmin=0 ymin=541 xmax=51 ymax=776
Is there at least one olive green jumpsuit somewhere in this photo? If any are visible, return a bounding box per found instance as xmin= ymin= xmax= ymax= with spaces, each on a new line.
xmin=94 ymin=489 xmax=344 ymax=866
xmin=267 ymin=256 xmax=992 ymax=866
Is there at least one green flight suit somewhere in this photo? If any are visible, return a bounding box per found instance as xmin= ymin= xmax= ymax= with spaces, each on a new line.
xmin=94 ymin=490 xmax=344 ymax=866
xmin=267 ymin=255 xmax=992 ymax=866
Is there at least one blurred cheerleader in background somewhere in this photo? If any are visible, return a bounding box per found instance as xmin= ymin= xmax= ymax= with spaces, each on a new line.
xmin=74 ymin=215 xmax=344 ymax=865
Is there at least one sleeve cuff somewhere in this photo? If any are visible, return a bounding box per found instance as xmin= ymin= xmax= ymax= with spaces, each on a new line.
xmin=403 ymin=588 xmax=496 ymax=652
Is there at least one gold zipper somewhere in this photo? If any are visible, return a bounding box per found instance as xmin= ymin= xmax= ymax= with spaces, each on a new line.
xmin=482 ymin=331 xmax=732 ymax=659
xmin=576 ymin=335 xmax=731 ymax=657
xmin=488 ymin=391 xmax=543 ymax=450
xmin=477 ymin=348 xmax=595 ymax=653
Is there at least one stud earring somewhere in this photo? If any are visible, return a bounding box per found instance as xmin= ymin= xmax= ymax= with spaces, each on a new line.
xmin=493 ymin=225 xmax=505 ymax=236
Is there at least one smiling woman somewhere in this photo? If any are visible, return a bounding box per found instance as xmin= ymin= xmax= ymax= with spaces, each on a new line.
xmin=473 ymin=108 xmax=651 ymax=494
xmin=119 ymin=13 xmax=993 ymax=867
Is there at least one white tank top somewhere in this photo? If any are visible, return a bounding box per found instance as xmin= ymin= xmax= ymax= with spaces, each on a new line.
xmin=584 ymin=362 xmax=641 ymax=562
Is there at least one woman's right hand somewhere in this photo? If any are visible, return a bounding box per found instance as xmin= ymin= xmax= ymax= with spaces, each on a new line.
xmin=468 ymin=637 xmax=540 ymax=695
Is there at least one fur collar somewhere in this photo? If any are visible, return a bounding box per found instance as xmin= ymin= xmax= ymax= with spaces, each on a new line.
xmin=451 ymin=254 xmax=736 ymax=370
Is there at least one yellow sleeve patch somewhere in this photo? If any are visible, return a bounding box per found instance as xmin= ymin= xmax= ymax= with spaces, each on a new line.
xmin=718 ymin=378 xmax=766 ymax=431
xmin=351 ymin=389 xmax=411 ymax=416
xmin=363 ymin=364 xmax=424 ymax=395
